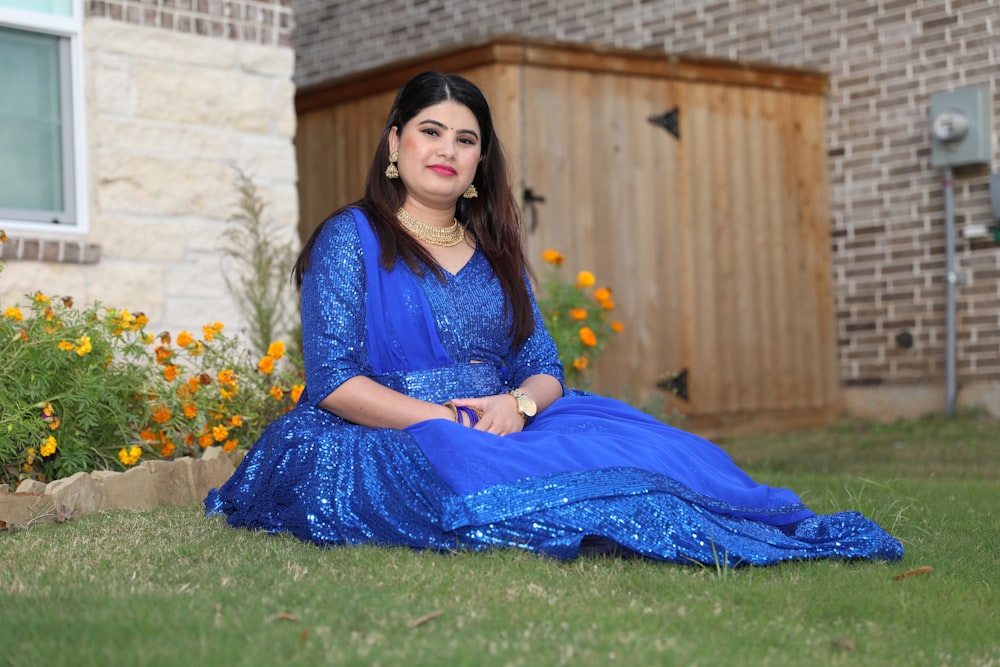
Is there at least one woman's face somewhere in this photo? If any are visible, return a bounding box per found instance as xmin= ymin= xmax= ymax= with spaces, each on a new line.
xmin=389 ymin=101 xmax=482 ymax=209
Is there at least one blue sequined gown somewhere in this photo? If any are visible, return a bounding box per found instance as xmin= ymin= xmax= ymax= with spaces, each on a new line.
xmin=205 ymin=209 xmax=903 ymax=566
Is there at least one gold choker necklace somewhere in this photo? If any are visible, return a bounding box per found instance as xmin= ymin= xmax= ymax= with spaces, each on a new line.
xmin=396 ymin=208 xmax=466 ymax=247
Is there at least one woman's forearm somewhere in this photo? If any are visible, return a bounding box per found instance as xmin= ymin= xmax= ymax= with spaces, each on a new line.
xmin=318 ymin=375 xmax=453 ymax=429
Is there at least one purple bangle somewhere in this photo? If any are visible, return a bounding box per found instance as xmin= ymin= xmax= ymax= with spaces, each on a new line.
xmin=456 ymin=406 xmax=480 ymax=428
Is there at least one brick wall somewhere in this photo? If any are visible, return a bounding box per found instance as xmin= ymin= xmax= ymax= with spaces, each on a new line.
xmin=86 ymin=0 xmax=293 ymax=46
xmin=291 ymin=0 xmax=1000 ymax=410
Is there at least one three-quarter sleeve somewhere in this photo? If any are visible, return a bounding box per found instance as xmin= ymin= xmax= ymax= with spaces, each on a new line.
xmin=299 ymin=211 xmax=370 ymax=407
xmin=508 ymin=275 xmax=566 ymax=389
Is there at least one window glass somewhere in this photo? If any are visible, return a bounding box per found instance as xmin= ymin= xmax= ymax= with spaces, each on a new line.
xmin=0 ymin=26 xmax=66 ymax=216
xmin=0 ymin=1 xmax=73 ymax=17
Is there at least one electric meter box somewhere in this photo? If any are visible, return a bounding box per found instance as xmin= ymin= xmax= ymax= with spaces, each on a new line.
xmin=930 ymin=86 xmax=993 ymax=168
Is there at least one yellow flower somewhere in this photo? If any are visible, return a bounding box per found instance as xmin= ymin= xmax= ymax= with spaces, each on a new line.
xmin=267 ymin=341 xmax=286 ymax=360
xmin=542 ymin=249 xmax=565 ymax=265
xmin=188 ymin=340 xmax=204 ymax=356
xmin=75 ymin=335 xmax=92 ymax=356
xmin=4 ymin=306 xmax=23 ymax=321
xmin=258 ymin=355 xmax=275 ymax=375
xmin=220 ymin=387 xmax=238 ymax=401
xmin=176 ymin=330 xmax=194 ymax=348
xmin=58 ymin=340 xmax=75 ymax=351
xmin=142 ymin=332 xmax=155 ymax=344
xmin=25 ymin=447 xmax=36 ymax=466
xmin=212 ymin=425 xmax=229 ymax=442
xmin=576 ymin=271 xmax=596 ymax=288
xmin=572 ymin=357 xmax=589 ymax=370
xmin=579 ymin=326 xmax=597 ymax=347
xmin=570 ymin=308 xmax=588 ymax=321
xmin=34 ymin=291 xmax=50 ymax=304
xmin=269 ymin=385 xmax=285 ymax=401
xmin=291 ymin=384 xmax=305 ymax=404
xmin=40 ymin=435 xmax=58 ymax=457
xmin=611 ymin=321 xmax=624 ymax=333
xmin=117 ymin=446 xmax=142 ymax=466
xmin=43 ymin=306 xmax=55 ymax=321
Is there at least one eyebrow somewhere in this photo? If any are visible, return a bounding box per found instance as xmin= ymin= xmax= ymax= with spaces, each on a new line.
xmin=419 ymin=118 xmax=480 ymax=141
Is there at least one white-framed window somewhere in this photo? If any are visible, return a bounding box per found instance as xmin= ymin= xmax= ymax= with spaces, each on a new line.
xmin=0 ymin=0 xmax=88 ymax=234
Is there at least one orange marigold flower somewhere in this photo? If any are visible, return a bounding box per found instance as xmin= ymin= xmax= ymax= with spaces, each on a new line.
xmin=159 ymin=441 xmax=176 ymax=458
xmin=220 ymin=387 xmax=238 ymax=401
xmin=48 ymin=416 xmax=60 ymax=430
xmin=133 ymin=312 xmax=149 ymax=330
xmin=212 ymin=425 xmax=229 ymax=442
xmin=163 ymin=365 xmax=179 ymax=382
xmin=155 ymin=346 xmax=173 ymax=364
xmin=573 ymin=357 xmax=589 ymax=370
xmin=188 ymin=340 xmax=204 ymax=356
xmin=291 ymin=384 xmax=305 ymax=404
xmin=198 ymin=433 xmax=213 ymax=448
xmin=611 ymin=321 xmax=624 ymax=333
xmin=42 ymin=402 xmax=55 ymax=419
xmin=183 ymin=434 xmax=195 ymax=447
xmin=579 ymin=326 xmax=598 ymax=347
xmin=228 ymin=414 xmax=243 ymax=427
xmin=593 ymin=287 xmax=612 ymax=302
xmin=202 ymin=324 xmax=216 ymax=341
xmin=570 ymin=308 xmax=588 ymax=321
xmin=0 ymin=230 xmax=7 ymax=243
xmin=269 ymin=385 xmax=285 ymax=401
xmin=542 ymin=249 xmax=565 ymax=265
xmin=151 ymin=405 xmax=172 ymax=424
xmin=258 ymin=355 xmax=275 ymax=375
xmin=176 ymin=330 xmax=194 ymax=348
xmin=217 ymin=369 xmax=237 ymax=387
xmin=599 ymin=298 xmax=615 ymax=310
xmin=34 ymin=291 xmax=50 ymax=304
xmin=183 ymin=403 xmax=198 ymax=419
xmin=576 ymin=270 xmax=596 ymax=288
xmin=140 ymin=429 xmax=158 ymax=442
xmin=222 ymin=438 xmax=238 ymax=453
xmin=17 ymin=327 xmax=28 ymax=342
xmin=43 ymin=306 xmax=55 ymax=321
xmin=267 ymin=341 xmax=286 ymax=360
xmin=5 ymin=306 xmax=24 ymax=322
xmin=57 ymin=340 xmax=75 ymax=351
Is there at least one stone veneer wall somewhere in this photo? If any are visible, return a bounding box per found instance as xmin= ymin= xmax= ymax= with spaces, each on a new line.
xmin=291 ymin=0 xmax=1000 ymax=419
xmin=0 ymin=0 xmax=298 ymax=338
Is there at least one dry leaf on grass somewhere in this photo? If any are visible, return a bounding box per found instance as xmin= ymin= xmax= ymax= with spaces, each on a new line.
xmin=892 ymin=566 xmax=934 ymax=581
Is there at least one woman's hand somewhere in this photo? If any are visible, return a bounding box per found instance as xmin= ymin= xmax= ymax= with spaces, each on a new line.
xmin=450 ymin=393 xmax=525 ymax=435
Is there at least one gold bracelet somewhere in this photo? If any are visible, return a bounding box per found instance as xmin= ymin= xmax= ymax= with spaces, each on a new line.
xmin=442 ymin=401 xmax=459 ymax=422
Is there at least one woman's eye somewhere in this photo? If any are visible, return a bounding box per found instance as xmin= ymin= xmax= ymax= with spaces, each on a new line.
xmin=422 ymin=128 xmax=439 ymax=136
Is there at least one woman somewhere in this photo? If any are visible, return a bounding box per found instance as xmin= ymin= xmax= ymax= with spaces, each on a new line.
xmin=206 ymin=72 xmax=903 ymax=566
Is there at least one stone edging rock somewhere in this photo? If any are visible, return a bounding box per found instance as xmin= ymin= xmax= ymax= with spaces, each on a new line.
xmin=0 ymin=446 xmax=240 ymax=531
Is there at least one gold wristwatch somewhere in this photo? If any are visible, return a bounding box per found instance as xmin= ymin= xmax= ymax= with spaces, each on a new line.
xmin=508 ymin=388 xmax=537 ymax=423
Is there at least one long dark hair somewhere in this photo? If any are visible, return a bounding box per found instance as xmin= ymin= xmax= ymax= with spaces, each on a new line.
xmin=294 ymin=71 xmax=535 ymax=348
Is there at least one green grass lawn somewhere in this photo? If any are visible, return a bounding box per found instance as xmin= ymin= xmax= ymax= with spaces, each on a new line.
xmin=2 ymin=413 xmax=998 ymax=666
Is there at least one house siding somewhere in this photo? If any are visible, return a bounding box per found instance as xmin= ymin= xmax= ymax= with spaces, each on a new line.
xmin=290 ymin=0 xmax=1000 ymax=418
xmin=1 ymin=0 xmax=298 ymax=340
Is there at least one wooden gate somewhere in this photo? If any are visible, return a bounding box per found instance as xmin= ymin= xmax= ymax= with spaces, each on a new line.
xmin=295 ymin=37 xmax=839 ymax=436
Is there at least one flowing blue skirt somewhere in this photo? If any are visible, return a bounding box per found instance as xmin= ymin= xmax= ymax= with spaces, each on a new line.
xmin=205 ymin=395 xmax=903 ymax=566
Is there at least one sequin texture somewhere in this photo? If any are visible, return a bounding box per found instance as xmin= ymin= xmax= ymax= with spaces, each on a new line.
xmin=205 ymin=210 xmax=904 ymax=566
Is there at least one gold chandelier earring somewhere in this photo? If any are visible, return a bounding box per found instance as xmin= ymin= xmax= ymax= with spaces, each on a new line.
xmin=385 ymin=151 xmax=399 ymax=179
xmin=463 ymin=183 xmax=478 ymax=199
